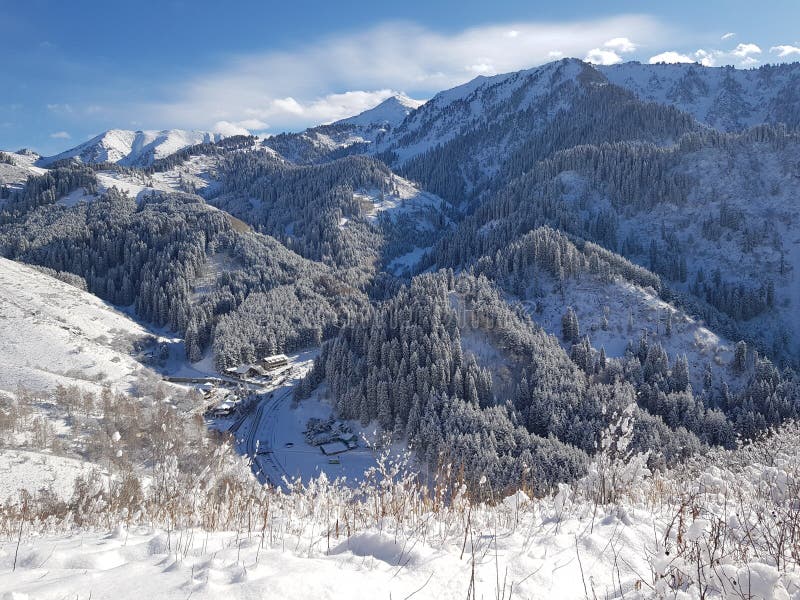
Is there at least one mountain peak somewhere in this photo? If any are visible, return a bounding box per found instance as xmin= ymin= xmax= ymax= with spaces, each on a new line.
xmin=338 ymin=94 xmax=424 ymax=129
xmin=38 ymin=128 xmax=225 ymax=167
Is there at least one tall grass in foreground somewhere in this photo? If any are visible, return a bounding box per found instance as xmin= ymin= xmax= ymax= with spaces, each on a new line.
xmin=1 ymin=422 xmax=799 ymax=598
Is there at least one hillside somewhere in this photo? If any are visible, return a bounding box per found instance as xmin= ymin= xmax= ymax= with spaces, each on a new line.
xmin=0 ymin=257 xmax=154 ymax=394
xmin=1 ymin=59 xmax=799 ymax=498
xmin=599 ymin=61 xmax=800 ymax=131
xmin=39 ymin=129 xmax=226 ymax=167
xmin=2 ymin=422 xmax=799 ymax=599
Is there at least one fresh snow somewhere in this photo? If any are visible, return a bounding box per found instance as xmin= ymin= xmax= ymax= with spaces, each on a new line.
xmin=386 ymin=246 xmax=430 ymax=275
xmin=39 ymin=129 xmax=225 ymax=167
xmin=0 ymin=257 xmax=153 ymax=394
xmin=599 ymin=62 xmax=800 ymax=132
xmin=375 ymin=59 xmax=586 ymax=163
xmin=526 ymin=275 xmax=739 ymax=391
xmin=222 ymin=353 xmax=384 ymax=488
xmin=357 ymin=174 xmax=446 ymax=227
xmin=338 ymin=94 xmax=423 ymax=129
xmin=3 ymin=428 xmax=799 ymax=599
xmin=0 ymin=449 xmax=106 ymax=503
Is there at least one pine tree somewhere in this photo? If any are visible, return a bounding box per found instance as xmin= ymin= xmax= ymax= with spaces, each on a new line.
xmin=733 ymin=341 xmax=748 ymax=373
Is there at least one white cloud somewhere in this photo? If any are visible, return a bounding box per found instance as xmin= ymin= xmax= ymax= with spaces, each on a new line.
xmin=46 ymin=103 xmax=73 ymax=114
xmin=49 ymin=131 xmax=71 ymax=139
xmin=213 ymin=121 xmax=251 ymax=136
xmin=694 ymin=49 xmax=720 ymax=67
xmin=141 ymin=16 xmax=665 ymax=132
xmin=547 ymin=50 xmax=564 ymax=58
xmin=649 ymin=51 xmax=695 ymax=64
xmin=604 ymin=37 xmax=636 ymax=53
xmin=467 ymin=62 xmax=494 ymax=74
xmin=721 ymin=32 xmax=736 ymax=40
xmin=731 ymin=43 xmax=761 ymax=58
xmin=584 ymin=48 xmax=623 ymax=65
xmin=770 ymin=44 xmax=800 ymax=57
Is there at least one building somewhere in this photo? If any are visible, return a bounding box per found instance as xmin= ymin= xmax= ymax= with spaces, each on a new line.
xmin=261 ymin=354 xmax=289 ymax=371
xmin=319 ymin=441 xmax=349 ymax=456
xmin=224 ymin=364 xmax=266 ymax=379
xmin=339 ymin=432 xmax=359 ymax=449
xmin=211 ymin=399 xmax=237 ymax=417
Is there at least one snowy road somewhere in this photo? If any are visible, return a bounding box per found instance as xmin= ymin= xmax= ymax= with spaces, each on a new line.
xmin=229 ymin=351 xmax=381 ymax=489
xmin=237 ymin=381 xmax=295 ymax=487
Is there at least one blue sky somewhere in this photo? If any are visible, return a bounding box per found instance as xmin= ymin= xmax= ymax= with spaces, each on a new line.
xmin=2 ymin=0 xmax=799 ymax=155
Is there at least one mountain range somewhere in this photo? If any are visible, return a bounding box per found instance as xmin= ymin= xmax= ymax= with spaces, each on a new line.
xmin=2 ymin=57 xmax=800 ymax=494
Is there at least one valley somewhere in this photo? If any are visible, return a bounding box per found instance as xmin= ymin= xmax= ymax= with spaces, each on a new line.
xmin=1 ymin=54 xmax=800 ymax=599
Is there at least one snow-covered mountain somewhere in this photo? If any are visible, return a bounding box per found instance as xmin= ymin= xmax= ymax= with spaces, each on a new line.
xmin=370 ymin=59 xmax=700 ymax=204
xmin=38 ymin=128 xmax=226 ymax=167
xmin=263 ymin=94 xmax=424 ymax=163
xmin=599 ymin=61 xmax=800 ymax=132
xmin=371 ymin=60 xmax=800 ymax=172
xmin=375 ymin=59 xmax=593 ymax=163
xmin=338 ymin=93 xmax=423 ymax=130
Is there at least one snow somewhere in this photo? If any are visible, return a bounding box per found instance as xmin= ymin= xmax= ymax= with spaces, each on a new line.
xmin=386 ymin=246 xmax=429 ymax=275
xmin=599 ymin=62 xmax=800 ymax=131
xmin=52 ymin=154 xmax=223 ymax=206
xmin=0 ymin=449 xmax=105 ymax=503
xmin=0 ymin=257 xmax=152 ymax=395
xmin=376 ymin=58 xmax=586 ymax=163
xmin=39 ymin=129 xmax=225 ymax=167
xmin=356 ymin=175 xmax=449 ymax=232
xmin=338 ymin=94 xmax=423 ymax=129
xmin=263 ymin=95 xmax=422 ymax=163
xmin=525 ymin=275 xmax=738 ymax=390
xmin=228 ymin=354 xmax=383 ymax=488
xmin=3 ymin=429 xmax=800 ymax=599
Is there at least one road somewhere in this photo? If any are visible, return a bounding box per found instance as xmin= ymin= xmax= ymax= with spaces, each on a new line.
xmin=235 ymin=374 xmax=297 ymax=488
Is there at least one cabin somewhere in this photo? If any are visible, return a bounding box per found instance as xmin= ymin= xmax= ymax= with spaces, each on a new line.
xmin=211 ymin=400 xmax=237 ymax=417
xmin=224 ymin=364 xmax=266 ymax=379
xmin=319 ymin=441 xmax=349 ymax=456
xmin=205 ymin=388 xmax=241 ymax=417
xmin=261 ymin=354 xmax=289 ymax=371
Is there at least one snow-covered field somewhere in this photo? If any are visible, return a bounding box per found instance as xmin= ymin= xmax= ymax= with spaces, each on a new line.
xmin=2 ymin=424 xmax=798 ymax=599
xmin=0 ymin=449 xmax=105 ymax=503
xmin=0 ymin=258 xmax=153 ymax=395
xmin=57 ymin=155 xmax=221 ymax=207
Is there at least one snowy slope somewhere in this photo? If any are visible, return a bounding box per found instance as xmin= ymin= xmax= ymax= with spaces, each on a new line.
xmin=0 ymin=150 xmax=47 ymax=195
xmin=599 ymin=61 xmax=800 ymax=131
xmin=338 ymin=94 xmax=423 ymax=129
xmin=0 ymin=449 xmax=105 ymax=502
xmin=263 ymin=94 xmax=424 ymax=163
xmin=39 ymin=129 xmax=225 ymax=167
xmin=526 ymin=274 xmax=740 ymax=391
xmin=2 ymin=424 xmax=799 ymax=599
xmin=375 ymin=58 xmax=591 ymax=163
xmin=0 ymin=257 xmax=153 ymax=394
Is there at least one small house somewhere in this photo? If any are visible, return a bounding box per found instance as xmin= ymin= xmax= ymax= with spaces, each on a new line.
xmin=211 ymin=400 xmax=236 ymax=417
xmin=225 ymin=364 xmax=266 ymax=379
xmin=320 ymin=441 xmax=349 ymax=456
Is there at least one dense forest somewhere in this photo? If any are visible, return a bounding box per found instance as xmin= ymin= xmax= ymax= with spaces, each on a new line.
xmin=2 ymin=58 xmax=800 ymax=491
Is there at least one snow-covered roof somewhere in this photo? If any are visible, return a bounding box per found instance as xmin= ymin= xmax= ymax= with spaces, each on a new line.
xmin=263 ymin=354 xmax=289 ymax=363
xmin=319 ymin=442 xmax=349 ymax=456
